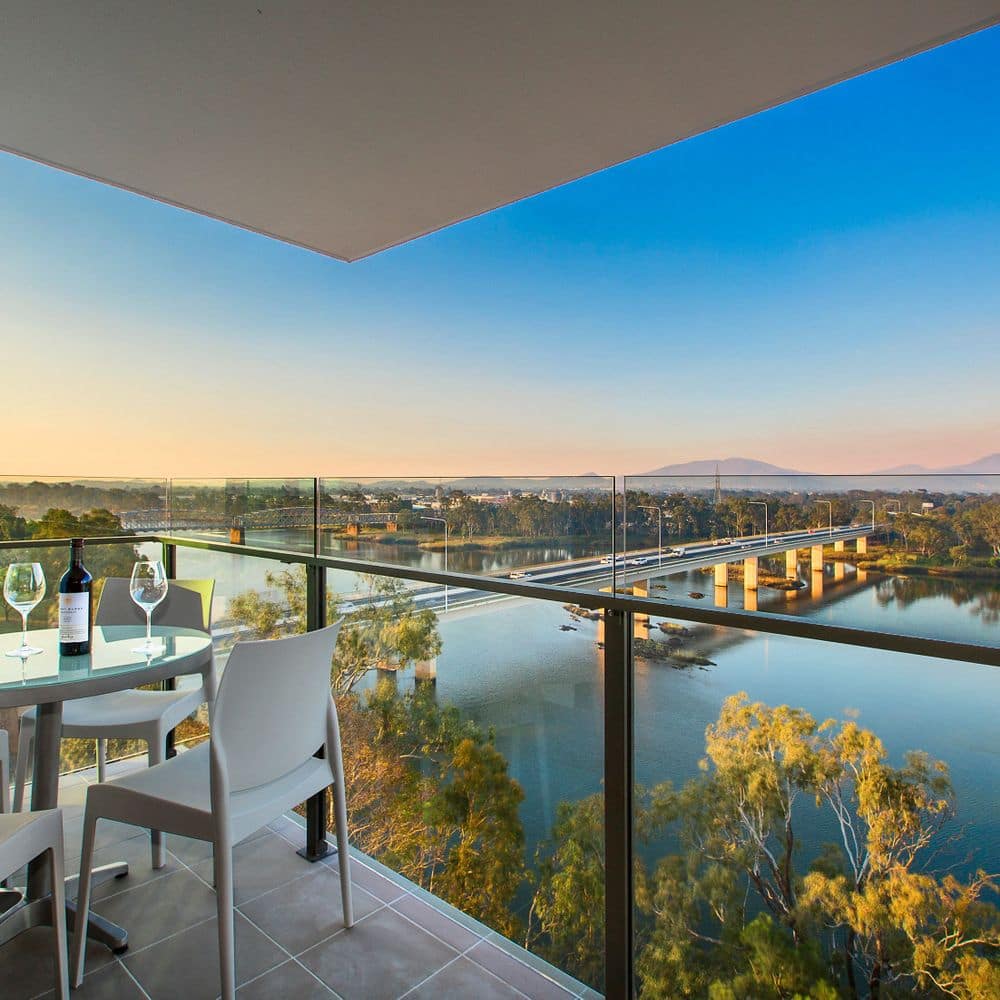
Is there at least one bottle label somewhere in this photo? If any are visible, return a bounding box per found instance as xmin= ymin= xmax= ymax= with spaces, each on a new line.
xmin=59 ymin=593 xmax=90 ymax=644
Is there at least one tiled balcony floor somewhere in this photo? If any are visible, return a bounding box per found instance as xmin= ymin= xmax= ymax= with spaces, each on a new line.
xmin=2 ymin=761 xmax=596 ymax=1000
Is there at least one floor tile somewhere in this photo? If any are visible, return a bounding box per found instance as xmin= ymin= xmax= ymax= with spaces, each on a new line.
xmin=340 ymin=861 xmax=407 ymax=903
xmin=192 ymin=832 xmax=315 ymax=905
xmin=33 ymin=772 xmax=589 ymax=999
xmin=237 ymin=959 xmax=336 ymax=998
xmin=65 ymin=831 xmax=182 ymax=902
xmin=485 ymin=933 xmax=592 ymax=996
xmin=63 ymin=815 xmax=146 ymax=858
xmin=33 ymin=959 xmax=147 ymax=999
xmin=124 ymin=911 xmax=287 ymax=1000
xmin=405 ymin=957 xmax=524 ymax=1000
xmin=0 ymin=925 xmax=114 ymax=999
xmin=162 ymin=832 xmax=214 ymax=866
xmin=467 ymin=941 xmax=576 ymax=1000
xmin=300 ymin=906 xmax=457 ymax=1000
xmin=166 ymin=824 xmax=271 ymax=868
xmin=266 ymin=812 xmax=305 ymax=844
xmin=90 ymin=869 xmax=217 ymax=953
xmin=391 ymin=892 xmax=482 ymax=952
xmin=239 ymin=865 xmax=381 ymax=956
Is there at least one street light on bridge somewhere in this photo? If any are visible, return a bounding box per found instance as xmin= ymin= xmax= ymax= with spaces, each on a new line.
xmin=815 ymin=499 xmax=833 ymax=537
xmin=637 ymin=505 xmax=663 ymax=567
xmin=748 ymin=501 xmax=768 ymax=546
xmin=421 ymin=516 xmax=449 ymax=613
xmin=860 ymin=499 xmax=876 ymax=533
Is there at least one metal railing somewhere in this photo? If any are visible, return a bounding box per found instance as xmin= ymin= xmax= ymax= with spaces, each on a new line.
xmin=2 ymin=529 xmax=998 ymax=999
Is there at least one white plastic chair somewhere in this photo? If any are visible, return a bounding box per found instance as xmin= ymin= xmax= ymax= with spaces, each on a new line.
xmin=14 ymin=578 xmax=215 ymax=869
xmin=0 ymin=809 xmax=69 ymax=998
xmin=71 ymin=621 xmax=352 ymax=999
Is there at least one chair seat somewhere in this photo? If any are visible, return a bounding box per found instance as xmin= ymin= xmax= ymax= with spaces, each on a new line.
xmin=21 ymin=686 xmax=206 ymax=737
xmin=89 ymin=742 xmax=331 ymax=844
xmin=0 ymin=808 xmax=62 ymax=870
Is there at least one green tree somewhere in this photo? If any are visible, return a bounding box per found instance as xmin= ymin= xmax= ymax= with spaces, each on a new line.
xmin=78 ymin=508 xmax=127 ymax=536
xmin=535 ymin=696 xmax=1000 ymax=998
xmin=338 ymin=684 xmax=528 ymax=938
xmin=908 ymin=518 xmax=955 ymax=559
xmin=331 ymin=574 xmax=441 ymax=693
xmin=30 ymin=508 xmax=80 ymax=538
xmin=0 ymin=503 xmax=27 ymax=540
xmin=968 ymin=503 xmax=1000 ymax=558
xmin=227 ymin=565 xmax=441 ymax=693
xmin=637 ymin=694 xmax=1000 ymax=999
xmin=527 ymin=793 xmax=606 ymax=988
xmin=433 ymin=737 xmax=526 ymax=938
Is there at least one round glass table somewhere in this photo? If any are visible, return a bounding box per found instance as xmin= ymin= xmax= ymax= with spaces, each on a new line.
xmin=0 ymin=625 xmax=213 ymax=954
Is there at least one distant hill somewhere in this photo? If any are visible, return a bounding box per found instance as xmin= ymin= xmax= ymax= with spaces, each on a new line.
xmin=632 ymin=455 xmax=999 ymax=493
xmin=640 ymin=457 xmax=806 ymax=476
xmin=873 ymin=464 xmax=931 ymax=475
xmin=937 ymin=453 xmax=1000 ymax=475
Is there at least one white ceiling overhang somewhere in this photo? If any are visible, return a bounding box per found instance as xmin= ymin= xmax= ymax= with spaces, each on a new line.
xmin=3 ymin=2 xmax=999 ymax=261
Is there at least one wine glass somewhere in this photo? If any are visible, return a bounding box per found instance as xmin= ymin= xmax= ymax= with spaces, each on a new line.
xmin=130 ymin=560 xmax=169 ymax=654
xmin=4 ymin=562 xmax=46 ymax=657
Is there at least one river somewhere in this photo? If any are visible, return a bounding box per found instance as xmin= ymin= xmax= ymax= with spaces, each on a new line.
xmin=175 ymin=530 xmax=1000 ymax=897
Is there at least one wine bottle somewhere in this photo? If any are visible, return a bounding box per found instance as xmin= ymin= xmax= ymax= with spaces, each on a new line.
xmin=59 ymin=537 xmax=93 ymax=655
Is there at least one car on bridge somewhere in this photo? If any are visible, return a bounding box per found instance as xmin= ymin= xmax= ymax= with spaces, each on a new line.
xmin=509 ymin=570 xmax=532 ymax=580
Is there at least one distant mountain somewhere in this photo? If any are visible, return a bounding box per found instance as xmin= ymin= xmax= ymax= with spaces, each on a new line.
xmin=640 ymin=457 xmax=806 ymax=476
xmin=873 ymin=463 xmax=931 ymax=475
xmin=631 ymin=455 xmax=999 ymax=493
xmin=937 ymin=453 xmax=1000 ymax=475
xmin=871 ymin=454 xmax=1000 ymax=476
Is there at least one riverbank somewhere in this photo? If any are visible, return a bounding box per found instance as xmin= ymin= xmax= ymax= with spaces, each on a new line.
xmin=837 ymin=543 xmax=1000 ymax=580
xmin=375 ymin=532 xmax=596 ymax=552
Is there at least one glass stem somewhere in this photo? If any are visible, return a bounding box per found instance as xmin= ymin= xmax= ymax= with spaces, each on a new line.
xmin=146 ymin=609 xmax=152 ymax=647
xmin=21 ymin=610 xmax=28 ymax=650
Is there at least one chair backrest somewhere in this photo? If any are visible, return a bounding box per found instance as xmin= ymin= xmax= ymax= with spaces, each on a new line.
xmin=211 ymin=621 xmax=342 ymax=793
xmin=96 ymin=578 xmax=214 ymax=632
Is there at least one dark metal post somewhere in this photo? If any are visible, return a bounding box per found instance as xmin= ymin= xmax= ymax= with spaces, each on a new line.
xmin=313 ymin=476 xmax=321 ymax=558
xmin=604 ymin=607 xmax=635 ymax=999
xmin=300 ymin=559 xmax=332 ymax=861
xmin=162 ymin=540 xmax=178 ymax=758
xmin=306 ymin=561 xmax=326 ymax=632
xmin=162 ymin=540 xmax=177 ymax=580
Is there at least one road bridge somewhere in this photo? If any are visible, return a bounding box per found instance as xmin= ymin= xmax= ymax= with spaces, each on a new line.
xmin=333 ymin=524 xmax=874 ymax=626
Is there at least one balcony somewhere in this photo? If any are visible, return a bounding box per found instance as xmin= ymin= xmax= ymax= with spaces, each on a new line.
xmin=7 ymin=759 xmax=591 ymax=1000
xmin=2 ymin=475 xmax=999 ymax=998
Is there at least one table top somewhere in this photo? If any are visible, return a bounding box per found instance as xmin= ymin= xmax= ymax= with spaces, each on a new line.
xmin=0 ymin=626 xmax=213 ymax=707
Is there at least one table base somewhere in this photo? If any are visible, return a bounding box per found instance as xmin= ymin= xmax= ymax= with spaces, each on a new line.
xmin=0 ymin=862 xmax=130 ymax=952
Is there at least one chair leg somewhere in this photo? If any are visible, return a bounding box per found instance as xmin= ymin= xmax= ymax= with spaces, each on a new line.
xmin=13 ymin=718 xmax=33 ymax=812
xmin=96 ymin=739 xmax=107 ymax=783
xmin=328 ymin=707 xmax=354 ymax=928
xmin=215 ymin=839 xmax=236 ymax=1000
xmin=147 ymin=733 xmax=166 ymax=869
xmin=71 ymin=809 xmax=98 ymax=988
xmin=49 ymin=843 xmax=70 ymax=1000
xmin=0 ymin=751 xmax=9 ymax=814
xmin=332 ymin=777 xmax=353 ymax=928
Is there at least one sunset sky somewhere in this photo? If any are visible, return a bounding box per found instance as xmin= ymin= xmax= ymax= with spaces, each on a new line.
xmin=3 ymin=26 xmax=999 ymax=478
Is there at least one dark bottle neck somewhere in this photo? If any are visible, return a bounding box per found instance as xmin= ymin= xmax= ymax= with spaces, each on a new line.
xmin=70 ymin=539 xmax=85 ymax=567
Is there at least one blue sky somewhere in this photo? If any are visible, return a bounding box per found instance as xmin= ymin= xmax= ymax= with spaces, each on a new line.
xmin=3 ymin=25 xmax=999 ymax=476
